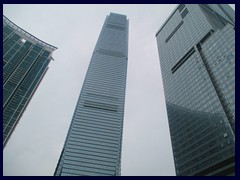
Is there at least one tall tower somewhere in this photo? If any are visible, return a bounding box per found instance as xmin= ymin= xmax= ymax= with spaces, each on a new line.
xmin=156 ymin=4 xmax=235 ymax=176
xmin=54 ymin=13 xmax=129 ymax=176
xmin=3 ymin=15 xmax=57 ymax=148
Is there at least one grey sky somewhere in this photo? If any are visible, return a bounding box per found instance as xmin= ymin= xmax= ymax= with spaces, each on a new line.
xmin=3 ymin=4 xmax=235 ymax=176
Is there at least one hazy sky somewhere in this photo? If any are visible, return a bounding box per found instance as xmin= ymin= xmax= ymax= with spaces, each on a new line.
xmin=3 ymin=4 xmax=235 ymax=176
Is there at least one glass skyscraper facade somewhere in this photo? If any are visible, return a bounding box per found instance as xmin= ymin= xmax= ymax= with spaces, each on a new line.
xmin=156 ymin=4 xmax=235 ymax=176
xmin=54 ymin=13 xmax=128 ymax=176
xmin=3 ymin=15 xmax=57 ymax=148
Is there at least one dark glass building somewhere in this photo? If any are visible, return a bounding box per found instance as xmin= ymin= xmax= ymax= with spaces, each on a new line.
xmin=54 ymin=13 xmax=128 ymax=176
xmin=3 ymin=15 xmax=57 ymax=148
xmin=156 ymin=4 xmax=235 ymax=176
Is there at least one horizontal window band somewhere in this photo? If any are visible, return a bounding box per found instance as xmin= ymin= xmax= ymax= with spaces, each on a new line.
xmin=84 ymin=100 xmax=117 ymax=108
xmin=65 ymin=146 xmax=118 ymax=159
xmin=166 ymin=20 xmax=184 ymax=43
xmin=64 ymin=153 xmax=117 ymax=165
xmin=66 ymin=144 xmax=118 ymax=156
xmin=81 ymin=90 xmax=124 ymax=97
xmin=86 ymin=71 xmax=125 ymax=78
xmin=70 ymin=131 xmax=119 ymax=142
xmin=86 ymin=67 xmax=126 ymax=73
xmin=63 ymin=160 xmax=115 ymax=171
xmin=75 ymin=109 xmax=122 ymax=119
xmin=69 ymin=134 xmax=119 ymax=146
xmin=59 ymin=172 xmax=83 ymax=176
xmin=64 ymin=152 xmax=117 ymax=165
xmin=83 ymin=82 xmax=125 ymax=89
xmin=75 ymin=110 xmax=121 ymax=120
xmin=61 ymin=167 xmax=112 ymax=176
xmin=73 ymin=117 xmax=121 ymax=129
xmin=84 ymin=75 xmax=125 ymax=81
xmin=79 ymin=100 xmax=121 ymax=108
xmin=86 ymin=92 xmax=119 ymax=101
xmin=74 ymin=112 xmax=121 ymax=122
xmin=178 ymin=4 xmax=186 ymax=12
xmin=71 ymin=123 xmax=121 ymax=133
xmin=74 ymin=114 xmax=121 ymax=125
xmin=71 ymin=126 xmax=121 ymax=137
xmin=70 ymin=128 xmax=120 ymax=139
xmin=106 ymin=24 xmax=126 ymax=31
xmin=66 ymin=143 xmax=118 ymax=155
xmin=181 ymin=8 xmax=189 ymax=19
xmin=84 ymin=81 xmax=125 ymax=88
xmin=64 ymin=151 xmax=116 ymax=163
xmin=84 ymin=100 xmax=118 ymax=112
xmin=72 ymin=122 xmax=121 ymax=133
xmin=67 ymin=141 xmax=117 ymax=156
xmin=74 ymin=109 xmax=122 ymax=117
xmin=199 ymin=29 xmax=214 ymax=45
xmin=90 ymin=61 xmax=126 ymax=67
xmin=96 ymin=49 xmax=125 ymax=58
xmin=84 ymin=78 xmax=125 ymax=85
xmin=73 ymin=118 xmax=123 ymax=131
xmin=63 ymin=161 xmax=115 ymax=172
xmin=62 ymin=163 xmax=115 ymax=173
xmin=171 ymin=47 xmax=195 ymax=73
xmin=62 ymin=159 xmax=116 ymax=172
xmin=84 ymin=105 xmax=117 ymax=112
xmin=88 ymin=67 xmax=125 ymax=73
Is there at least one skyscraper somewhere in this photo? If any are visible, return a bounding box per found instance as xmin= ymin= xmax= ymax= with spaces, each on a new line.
xmin=3 ymin=15 xmax=57 ymax=148
xmin=54 ymin=13 xmax=128 ymax=176
xmin=156 ymin=4 xmax=235 ymax=176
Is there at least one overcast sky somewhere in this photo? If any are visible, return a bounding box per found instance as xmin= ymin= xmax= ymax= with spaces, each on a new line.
xmin=3 ymin=4 xmax=235 ymax=176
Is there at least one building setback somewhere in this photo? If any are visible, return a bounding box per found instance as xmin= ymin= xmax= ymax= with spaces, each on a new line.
xmin=156 ymin=4 xmax=235 ymax=176
xmin=3 ymin=15 xmax=57 ymax=148
xmin=54 ymin=13 xmax=129 ymax=176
